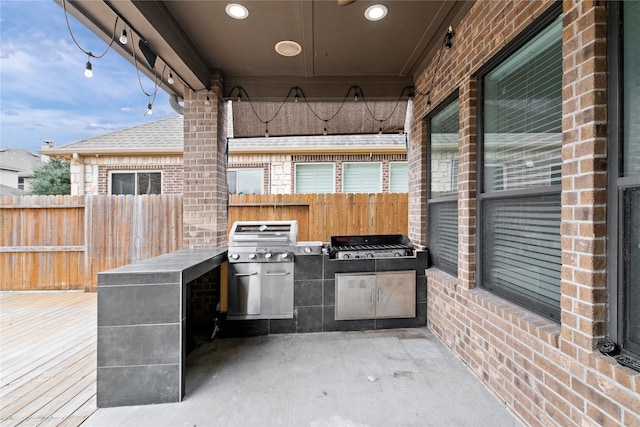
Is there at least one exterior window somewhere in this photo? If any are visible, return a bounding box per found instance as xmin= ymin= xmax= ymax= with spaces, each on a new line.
xmin=228 ymin=168 xmax=263 ymax=194
xmin=295 ymin=163 xmax=334 ymax=194
xmin=427 ymin=97 xmax=459 ymax=276
xmin=479 ymin=14 xmax=562 ymax=320
xmin=389 ymin=162 xmax=408 ymax=192
xmin=18 ymin=177 xmax=24 ymax=190
xmin=110 ymin=172 xmax=161 ymax=195
xmin=343 ymin=162 xmax=381 ymax=193
xmin=609 ymin=1 xmax=640 ymax=357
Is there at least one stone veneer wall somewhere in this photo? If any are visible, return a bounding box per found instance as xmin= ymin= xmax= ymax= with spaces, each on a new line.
xmin=69 ymin=155 xmax=183 ymax=195
xmin=408 ymin=0 xmax=639 ymax=426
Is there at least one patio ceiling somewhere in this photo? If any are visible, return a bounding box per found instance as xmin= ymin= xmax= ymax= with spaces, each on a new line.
xmin=57 ymin=0 xmax=473 ymax=136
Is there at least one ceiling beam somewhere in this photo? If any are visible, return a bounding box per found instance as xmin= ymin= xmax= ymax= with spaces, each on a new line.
xmin=223 ymin=75 xmax=415 ymax=102
xmin=128 ymin=1 xmax=211 ymax=91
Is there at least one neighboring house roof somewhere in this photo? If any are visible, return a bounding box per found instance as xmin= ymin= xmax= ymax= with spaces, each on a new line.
xmin=40 ymin=115 xmax=184 ymax=157
xmin=0 ymin=184 xmax=28 ymax=196
xmin=40 ymin=114 xmax=407 ymax=158
xmin=0 ymin=148 xmax=43 ymax=178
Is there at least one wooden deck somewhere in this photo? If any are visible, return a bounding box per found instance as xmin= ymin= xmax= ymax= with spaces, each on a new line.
xmin=1 ymin=292 xmax=97 ymax=426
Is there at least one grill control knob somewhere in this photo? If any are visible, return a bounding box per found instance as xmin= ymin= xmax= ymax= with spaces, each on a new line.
xmin=249 ymin=253 xmax=257 ymax=260
xmin=366 ymin=253 xmax=374 ymax=258
xmin=342 ymin=253 xmax=350 ymax=259
xmin=230 ymin=253 xmax=239 ymax=260
xmin=304 ymin=247 xmax=312 ymax=254
xmin=264 ymin=252 xmax=272 ymax=260
xmin=281 ymin=253 xmax=289 ymax=260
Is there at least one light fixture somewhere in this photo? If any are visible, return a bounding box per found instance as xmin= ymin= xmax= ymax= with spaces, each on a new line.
xmin=119 ymin=29 xmax=128 ymax=45
xmin=323 ymin=121 xmax=328 ymax=136
xmin=84 ymin=57 xmax=93 ymax=78
xmin=364 ymin=4 xmax=388 ymax=21
xmin=275 ymin=40 xmax=302 ymax=57
xmin=168 ymin=72 xmax=175 ymax=85
xmin=264 ymin=125 xmax=269 ymax=138
xmin=445 ymin=26 xmax=453 ymax=49
xmin=145 ymin=103 xmax=153 ymax=116
xmin=226 ymin=3 xmax=249 ymax=19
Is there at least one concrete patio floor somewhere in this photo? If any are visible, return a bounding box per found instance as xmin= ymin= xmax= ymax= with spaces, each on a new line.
xmin=86 ymin=328 xmax=522 ymax=427
xmin=2 ymin=292 xmax=522 ymax=427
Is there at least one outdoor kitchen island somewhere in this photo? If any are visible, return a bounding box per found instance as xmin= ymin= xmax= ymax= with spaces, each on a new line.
xmin=96 ymin=247 xmax=227 ymax=408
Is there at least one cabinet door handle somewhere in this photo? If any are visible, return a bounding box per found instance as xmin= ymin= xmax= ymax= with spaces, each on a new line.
xmin=378 ymin=288 xmax=381 ymax=303
xmin=235 ymin=272 xmax=258 ymax=277
xmin=371 ymin=289 xmax=375 ymax=305
xmin=264 ymin=271 xmax=290 ymax=276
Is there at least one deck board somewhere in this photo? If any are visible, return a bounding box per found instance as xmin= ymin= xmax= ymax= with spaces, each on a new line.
xmin=0 ymin=292 xmax=97 ymax=426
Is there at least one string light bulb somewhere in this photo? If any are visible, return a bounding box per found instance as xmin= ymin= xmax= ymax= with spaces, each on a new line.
xmin=323 ymin=121 xmax=328 ymax=136
xmin=119 ymin=29 xmax=128 ymax=45
xmin=84 ymin=57 xmax=93 ymax=78
xmin=265 ymin=125 xmax=269 ymax=138
xmin=237 ymin=92 xmax=242 ymax=103
xmin=167 ymin=72 xmax=174 ymax=85
xmin=145 ymin=102 xmax=153 ymax=116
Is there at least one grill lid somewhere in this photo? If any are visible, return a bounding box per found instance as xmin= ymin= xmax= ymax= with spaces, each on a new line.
xmin=229 ymin=220 xmax=298 ymax=247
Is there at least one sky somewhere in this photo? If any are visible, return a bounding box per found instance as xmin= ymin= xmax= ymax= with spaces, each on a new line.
xmin=0 ymin=0 xmax=177 ymax=154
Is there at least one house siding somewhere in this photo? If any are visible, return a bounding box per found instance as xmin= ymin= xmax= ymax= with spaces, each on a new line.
xmin=409 ymin=1 xmax=639 ymax=426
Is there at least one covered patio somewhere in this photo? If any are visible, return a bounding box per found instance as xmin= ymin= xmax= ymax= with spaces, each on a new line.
xmin=0 ymin=292 xmax=520 ymax=426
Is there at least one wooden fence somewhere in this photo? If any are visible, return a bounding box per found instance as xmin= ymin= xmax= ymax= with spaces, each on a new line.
xmin=1 ymin=195 xmax=183 ymax=292
xmin=228 ymin=193 xmax=408 ymax=242
xmin=0 ymin=193 xmax=407 ymax=292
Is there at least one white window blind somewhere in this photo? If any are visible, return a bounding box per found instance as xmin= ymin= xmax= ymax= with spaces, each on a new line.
xmin=481 ymin=15 xmax=562 ymax=320
xmin=389 ymin=162 xmax=408 ymax=192
xmin=343 ymin=162 xmax=381 ymax=193
xmin=295 ymin=163 xmax=334 ymax=194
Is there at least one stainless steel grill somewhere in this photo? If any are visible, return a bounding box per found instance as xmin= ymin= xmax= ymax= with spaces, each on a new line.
xmin=329 ymin=234 xmax=414 ymax=260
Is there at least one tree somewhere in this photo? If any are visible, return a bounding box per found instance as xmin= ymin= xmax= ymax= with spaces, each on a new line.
xmin=30 ymin=158 xmax=71 ymax=195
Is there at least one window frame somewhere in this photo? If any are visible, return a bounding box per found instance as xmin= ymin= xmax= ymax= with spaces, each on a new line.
xmin=476 ymin=4 xmax=563 ymax=321
xmin=227 ymin=167 xmax=264 ymax=195
xmin=426 ymin=92 xmax=459 ymax=277
xmin=294 ymin=162 xmax=335 ymax=194
xmin=108 ymin=170 xmax=162 ymax=195
xmin=389 ymin=161 xmax=409 ymax=193
xmin=607 ymin=0 xmax=640 ymax=357
xmin=341 ymin=161 xmax=382 ymax=193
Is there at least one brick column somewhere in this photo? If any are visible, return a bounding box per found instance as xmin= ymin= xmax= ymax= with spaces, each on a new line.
xmin=457 ymin=78 xmax=477 ymax=290
xmin=407 ymin=102 xmax=428 ymax=249
xmin=182 ymin=72 xmax=228 ymax=248
xmin=560 ymin=0 xmax=607 ymax=357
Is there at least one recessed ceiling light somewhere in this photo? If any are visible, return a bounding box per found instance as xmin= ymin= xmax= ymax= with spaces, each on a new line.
xmin=275 ymin=40 xmax=302 ymax=57
xmin=226 ymin=3 xmax=249 ymax=19
xmin=364 ymin=4 xmax=388 ymax=21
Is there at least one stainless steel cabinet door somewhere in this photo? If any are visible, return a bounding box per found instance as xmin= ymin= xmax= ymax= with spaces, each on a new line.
xmin=228 ymin=263 xmax=261 ymax=317
xmin=261 ymin=263 xmax=294 ymax=318
xmin=335 ymin=274 xmax=376 ymax=320
xmin=375 ymin=271 xmax=416 ymax=318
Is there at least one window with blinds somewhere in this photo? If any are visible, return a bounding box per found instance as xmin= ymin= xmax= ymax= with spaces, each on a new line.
xmin=610 ymin=1 xmax=640 ymax=356
xmin=342 ymin=162 xmax=382 ymax=193
xmin=480 ymin=14 xmax=562 ymax=320
xmin=389 ymin=162 xmax=408 ymax=192
xmin=295 ymin=163 xmax=334 ymax=194
xmin=427 ymin=96 xmax=459 ymax=276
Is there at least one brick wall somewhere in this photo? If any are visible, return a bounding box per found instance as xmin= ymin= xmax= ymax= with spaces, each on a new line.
xmin=410 ymin=1 xmax=640 ymax=426
xmin=69 ymin=154 xmax=182 ymax=195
